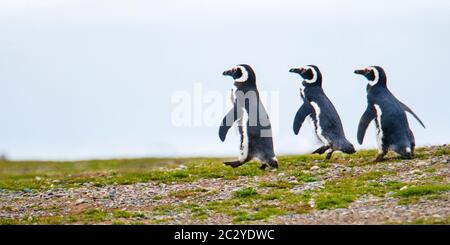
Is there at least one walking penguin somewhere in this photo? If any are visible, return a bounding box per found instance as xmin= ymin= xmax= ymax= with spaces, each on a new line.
xmin=219 ymin=64 xmax=278 ymax=170
xmin=354 ymin=66 xmax=425 ymax=161
xmin=289 ymin=65 xmax=356 ymax=160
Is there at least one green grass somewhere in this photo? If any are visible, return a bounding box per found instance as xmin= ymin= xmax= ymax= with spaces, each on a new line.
xmin=409 ymin=217 xmax=450 ymax=224
xmin=388 ymin=216 xmax=450 ymax=225
xmin=395 ymin=184 xmax=450 ymax=198
xmin=432 ymin=148 xmax=449 ymax=157
xmin=259 ymin=181 xmax=293 ymax=189
xmin=1 ymin=147 xmax=444 ymax=191
xmin=168 ymin=188 xmax=209 ymax=198
xmin=314 ymin=171 xmax=398 ymax=210
xmin=0 ymin=157 xmax=190 ymax=190
xmin=200 ymin=188 xmax=312 ymax=223
xmin=233 ymin=207 xmax=285 ymax=222
xmin=234 ymin=187 xmax=258 ymax=198
xmin=112 ymin=210 xmax=145 ymax=219
xmin=295 ymin=171 xmax=319 ymax=182
xmin=0 ymin=146 xmax=449 ymax=224
xmin=152 ymin=204 xmax=189 ymax=216
xmin=0 ymin=208 xmax=146 ymax=225
xmin=0 ymin=158 xmax=266 ymax=190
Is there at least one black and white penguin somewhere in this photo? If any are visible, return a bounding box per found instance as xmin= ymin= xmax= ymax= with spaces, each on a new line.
xmin=289 ymin=65 xmax=356 ymax=160
xmin=354 ymin=66 xmax=425 ymax=161
xmin=219 ymin=64 xmax=278 ymax=170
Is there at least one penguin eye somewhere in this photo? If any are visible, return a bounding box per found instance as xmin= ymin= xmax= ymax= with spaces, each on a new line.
xmin=367 ymin=70 xmax=376 ymax=80
xmin=305 ymin=68 xmax=313 ymax=78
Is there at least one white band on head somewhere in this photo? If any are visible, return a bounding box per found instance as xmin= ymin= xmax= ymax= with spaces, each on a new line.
xmin=303 ymin=65 xmax=317 ymax=84
xmin=234 ymin=65 xmax=249 ymax=83
xmin=368 ymin=67 xmax=379 ymax=86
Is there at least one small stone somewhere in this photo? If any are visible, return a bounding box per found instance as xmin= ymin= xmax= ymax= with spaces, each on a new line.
xmin=52 ymin=179 xmax=61 ymax=183
xmin=109 ymin=191 xmax=116 ymax=199
xmin=278 ymin=172 xmax=285 ymax=177
xmin=411 ymin=169 xmax=421 ymax=175
xmin=22 ymin=188 xmax=33 ymax=193
xmin=415 ymin=161 xmax=429 ymax=167
xmin=400 ymin=186 xmax=408 ymax=191
xmin=287 ymin=176 xmax=298 ymax=183
xmin=310 ymin=166 xmax=320 ymax=171
xmin=35 ymin=176 xmax=42 ymax=181
xmin=178 ymin=164 xmax=187 ymax=170
xmin=75 ymin=198 xmax=86 ymax=205
xmin=308 ymin=198 xmax=316 ymax=208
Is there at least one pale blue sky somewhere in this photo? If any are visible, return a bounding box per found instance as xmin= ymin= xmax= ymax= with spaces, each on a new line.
xmin=0 ymin=0 xmax=449 ymax=160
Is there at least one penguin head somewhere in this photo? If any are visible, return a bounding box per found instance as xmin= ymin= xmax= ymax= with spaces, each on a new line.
xmin=289 ymin=65 xmax=322 ymax=87
xmin=354 ymin=66 xmax=387 ymax=87
xmin=222 ymin=64 xmax=256 ymax=86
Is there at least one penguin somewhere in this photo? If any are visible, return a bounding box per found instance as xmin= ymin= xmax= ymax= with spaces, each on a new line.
xmin=219 ymin=64 xmax=278 ymax=170
xmin=289 ymin=65 xmax=356 ymax=160
xmin=354 ymin=66 xmax=425 ymax=162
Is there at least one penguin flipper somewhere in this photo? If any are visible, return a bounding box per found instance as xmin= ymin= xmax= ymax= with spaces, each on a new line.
xmin=399 ymin=101 xmax=425 ymax=128
xmin=293 ymin=103 xmax=312 ymax=135
xmin=357 ymin=106 xmax=376 ymax=144
xmin=219 ymin=105 xmax=238 ymax=141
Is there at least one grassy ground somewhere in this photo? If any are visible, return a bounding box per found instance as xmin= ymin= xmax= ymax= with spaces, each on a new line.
xmin=0 ymin=145 xmax=449 ymax=224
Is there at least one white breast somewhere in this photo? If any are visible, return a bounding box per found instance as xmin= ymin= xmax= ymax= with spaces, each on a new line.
xmin=373 ymin=104 xmax=384 ymax=153
xmin=239 ymin=108 xmax=249 ymax=161
xmin=231 ymin=86 xmax=238 ymax=103
xmin=310 ymin=101 xmax=329 ymax=145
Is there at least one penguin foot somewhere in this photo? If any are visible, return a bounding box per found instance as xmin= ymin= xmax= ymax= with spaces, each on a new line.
xmin=224 ymin=161 xmax=245 ymax=168
xmin=268 ymin=160 xmax=278 ymax=169
xmin=312 ymin=146 xmax=330 ymax=155
xmin=374 ymin=155 xmax=385 ymax=162
xmin=260 ymin=160 xmax=278 ymax=170
xmin=400 ymin=154 xmax=413 ymax=160
xmin=325 ymin=151 xmax=334 ymax=160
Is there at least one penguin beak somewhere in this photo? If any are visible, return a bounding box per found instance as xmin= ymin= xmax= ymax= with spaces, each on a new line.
xmin=289 ymin=68 xmax=305 ymax=74
xmin=223 ymin=69 xmax=234 ymax=76
xmin=354 ymin=68 xmax=368 ymax=75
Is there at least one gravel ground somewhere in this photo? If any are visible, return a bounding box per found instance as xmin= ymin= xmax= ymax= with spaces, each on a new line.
xmin=269 ymin=195 xmax=450 ymax=224
xmin=0 ymin=145 xmax=448 ymax=224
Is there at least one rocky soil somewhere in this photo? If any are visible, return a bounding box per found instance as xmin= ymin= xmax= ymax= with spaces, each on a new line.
xmin=0 ymin=145 xmax=448 ymax=224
